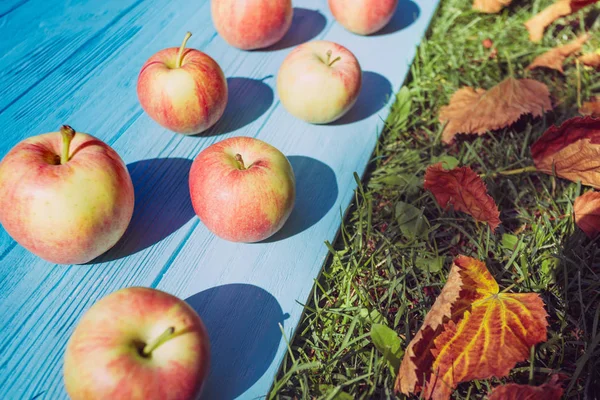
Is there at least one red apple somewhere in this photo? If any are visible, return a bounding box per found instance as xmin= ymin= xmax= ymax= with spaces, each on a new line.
xmin=211 ymin=0 xmax=293 ymax=50
xmin=137 ymin=32 xmax=228 ymax=135
xmin=189 ymin=136 xmax=295 ymax=242
xmin=328 ymin=0 xmax=398 ymax=35
xmin=277 ymin=41 xmax=362 ymax=124
xmin=0 ymin=126 xmax=134 ymax=264
xmin=64 ymin=287 xmax=210 ymax=400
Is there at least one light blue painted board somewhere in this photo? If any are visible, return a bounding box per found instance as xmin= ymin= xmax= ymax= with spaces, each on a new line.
xmin=0 ymin=0 xmax=438 ymax=398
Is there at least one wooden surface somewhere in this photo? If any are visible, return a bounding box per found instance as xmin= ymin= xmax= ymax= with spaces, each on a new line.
xmin=0 ymin=0 xmax=438 ymax=398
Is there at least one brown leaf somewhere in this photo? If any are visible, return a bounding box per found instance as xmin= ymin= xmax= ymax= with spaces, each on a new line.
xmin=574 ymin=191 xmax=600 ymax=237
xmin=578 ymin=52 xmax=600 ymax=68
xmin=488 ymin=375 xmax=564 ymax=400
xmin=473 ymin=0 xmax=511 ymax=13
xmin=396 ymin=256 xmax=548 ymax=400
xmin=424 ymin=164 xmax=501 ymax=230
xmin=395 ymin=260 xmax=463 ymax=394
xmin=439 ymin=77 xmax=552 ymax=144
xmin=531 ymin=116 xmax=600 ymax=188
xmin=527 ymin=33 xmax=590 ymax=73
xmin=525 ymin=0 xmax=598 ymax=42
xmin=580 ymin=97 xmax=600 ymax=117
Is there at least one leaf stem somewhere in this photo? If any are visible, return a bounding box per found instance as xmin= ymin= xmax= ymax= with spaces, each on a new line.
xmin=175 ymin=32 xmax=192 ymax=69
xmin=60 ymin=125 xmax=76 ymax=164
xmin=504 ymin=51 xmax=515 ymax=77
xmin=142 ymin=326 xmax=175 ymax=357
xmin=482 ymin=165 xmax=537 ymax=178
xmin=576 ymin=59 xmax=582 ymax=109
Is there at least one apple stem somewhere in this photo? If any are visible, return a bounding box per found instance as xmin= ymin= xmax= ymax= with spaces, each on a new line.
xmin=326 ymin=50 xmax=341 ymax=67
xmin=142 ymin=326 xmax=176 ymax=357
xmin=235 ymin=154 xmax=246 ymax=170
xmin=60 ymin=125 xmax=76 ymax=164
xmin=175 ymin=32 xmax=192 ymax=69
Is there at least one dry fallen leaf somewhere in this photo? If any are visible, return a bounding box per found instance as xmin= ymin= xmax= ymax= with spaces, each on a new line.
xmin=527 ymin=33 xmax=590 ymax=73
xmin=395 ymin=259 xmax=463 ymax=395
xmin=396 ymin=256 xmax=548 ymax=400
xmin=531 ymin=116 xmax=600 ymax=188
xmin=574 ymin=191 xmax=600 ymax=238
xmin=488 ymin=375 xmax=564 ymax=400
xmin=424 ymin=163 xmax=501 ymax=230
xmin=473 ymin=0 xmax=511 ymax=13
xmin=439 ymin=77 xmax=552 ymax=144
xmin=578 ymin=52 xmax=600 ymax=68
xmin=525 ymin=0 xmax=598 ymax=42
xmin=580 ymin=97 xmax=600 ymax=116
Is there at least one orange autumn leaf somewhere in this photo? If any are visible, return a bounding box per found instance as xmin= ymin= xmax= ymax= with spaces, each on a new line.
xmin=574 ymin=191 xmax=600 ymax=238
xmin=525 ymin=0 xmax=598 ymax=42
xmin=531 ymin=116 xmax=600 ymax=188
xmin=439 ymin=78 xmax=551 ymax=144
xmin=396 ymin=256 xmax=548 ymax=400
xmin=578 ymin=52 xmax=600 ymax=68
xmin=488 ymin=375 xmax=564 ymax=400
xmin=580 ymin=97 xmax=600 ymax=117
xmin=527 ymin=33 xmax=590 ymax=73
xmin=395 ymin=258 xmax=464 ymax=395
xmin=473 ymin=0 xmax=511 ymax=13
xmin=424 ymin=163 xmax=501 ymax=230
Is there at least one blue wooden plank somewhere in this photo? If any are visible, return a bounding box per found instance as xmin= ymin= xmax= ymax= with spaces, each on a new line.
xmin=0 ymin=0 xmax=438 ymax=398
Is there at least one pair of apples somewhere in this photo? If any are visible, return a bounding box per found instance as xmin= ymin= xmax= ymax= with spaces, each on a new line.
xmin=0 ymin=127 xmax=294 ymax=264
xmin=213 ymin=0 xmax=399 ymax=50
xmin=137 ymin=32 xmax=361 ymax=133
xmin=139 ymin=0 xmax=399 ymax=133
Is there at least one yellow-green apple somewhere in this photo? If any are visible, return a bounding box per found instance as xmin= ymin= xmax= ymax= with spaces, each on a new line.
xmin=189 ymin=137 xmax=295 ymax=242
xmin=277 ymin=41 xmax=362 ymax=124
xmin=328 ymin=0 xmax=398 ymax=35
xmin=0 ymin=126 xmax=134 ymax=264
xmin=64 ymin=287 xmax=210 ymax=400
xmin=137 ymin=32 xmax=228 ymax=135
xmin=211 ymin=0 xmax=293 ymax=50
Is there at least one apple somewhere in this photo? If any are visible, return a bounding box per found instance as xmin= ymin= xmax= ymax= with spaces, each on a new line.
xmin=0 ymin=125 xmax=134 ymax=264
xmin=64 ymin=287 xmax=210 ymax=400
xmin=137 ymin=32 xmax=228 ymax=135
xmin=277 ymin=40 xmax=362 ymax=124
xmin=328 ymin=0 xmax=398 ymax=35
xmin=189 ymin=136 xmax=295 ymax=242
xmin=211 ymin=0 xmax=293 ymax=50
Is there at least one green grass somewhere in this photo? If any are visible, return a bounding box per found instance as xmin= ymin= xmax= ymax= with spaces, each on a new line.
xmin=270 ymin=0 xmax=600 ymax=398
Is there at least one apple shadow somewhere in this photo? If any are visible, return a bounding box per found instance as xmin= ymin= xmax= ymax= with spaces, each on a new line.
xmin=260 ymin=8 xmax=327 ymax=51
xmin=331 ymin=71 xmax=393 ymax=125
xmin=372 ymin=0 xmax=421 ymax=36
xmin=201 ymin=77 xmax=274 ymax=136
xmin=92 ymin=158 xmax=195 ymax=263
xmin=263 ymin=156 xmax=338 ymax=243
xmin=186 ymin=284 xmax=287 ymax=400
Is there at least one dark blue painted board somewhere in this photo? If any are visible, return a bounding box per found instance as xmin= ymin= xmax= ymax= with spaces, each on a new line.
xmin=0 ymin=0 xmax=438 ymax=398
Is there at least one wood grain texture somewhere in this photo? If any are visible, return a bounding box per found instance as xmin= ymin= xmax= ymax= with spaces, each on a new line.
xmin=0 ymin=0 xmax=437 ymax=398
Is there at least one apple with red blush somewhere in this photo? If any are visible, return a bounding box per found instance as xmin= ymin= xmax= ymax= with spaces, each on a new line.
xmin=211 ymin=0 xmax=293 ymax=50
xmin=189 ymin=136 xmax=295 ymax=242
xmin=0 ymin=125 xmax=134 ymax=264
xmin=63 ymin=287 xmax=210 ymax=400
xmin=329 ymin=0 xmax=398 ymax=35
xmin=137 ymin=32 xmax=228 ymax=135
